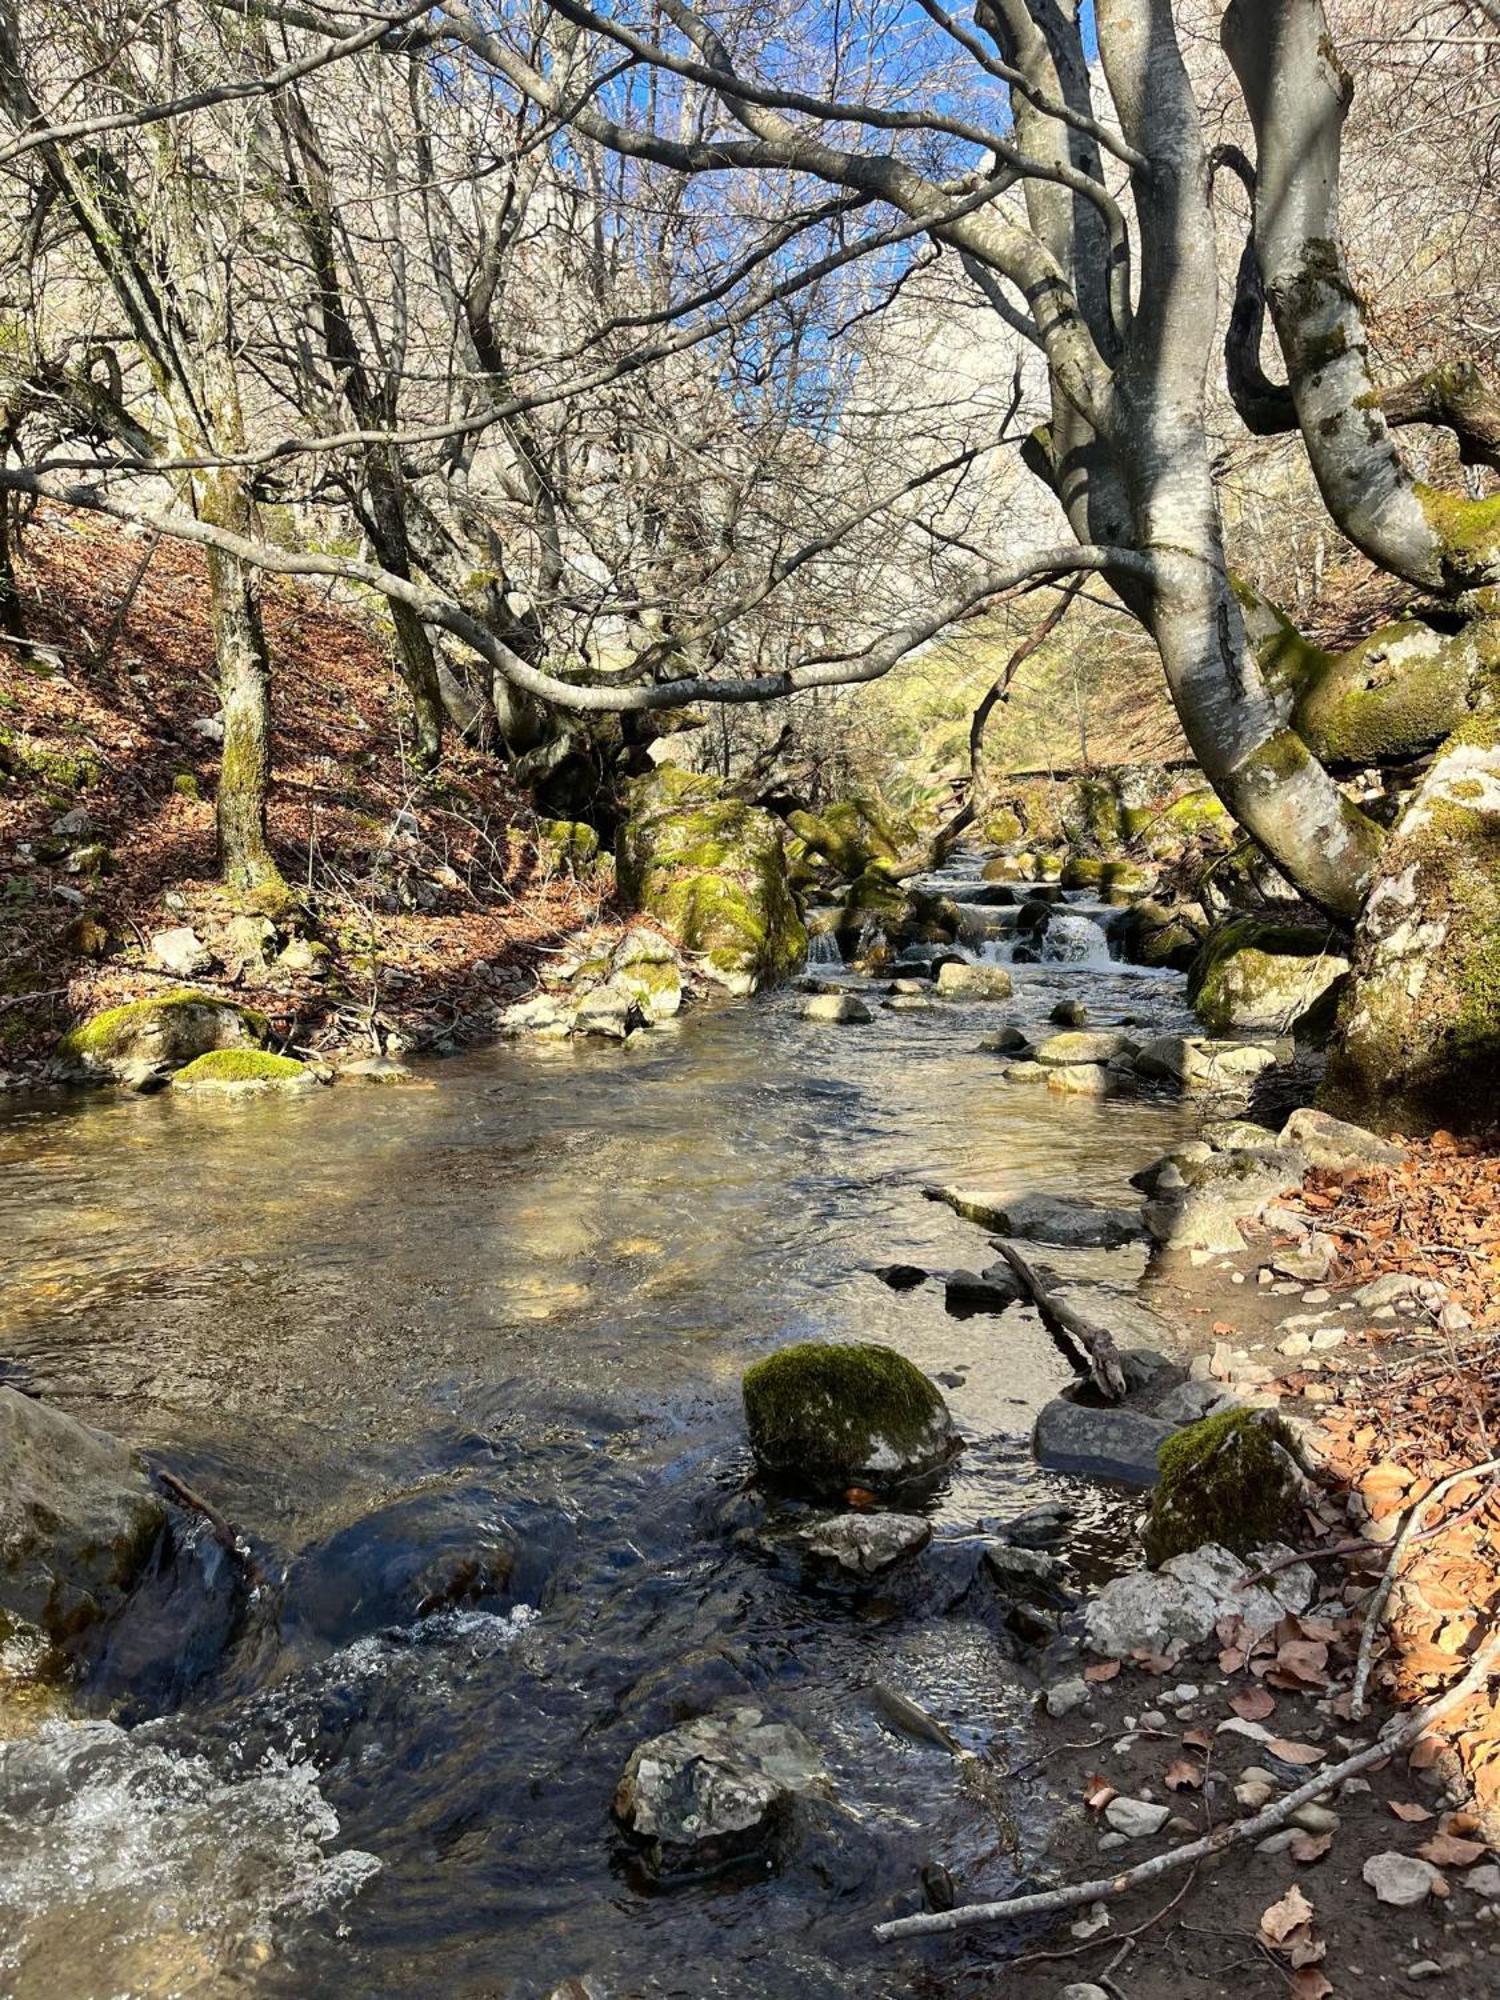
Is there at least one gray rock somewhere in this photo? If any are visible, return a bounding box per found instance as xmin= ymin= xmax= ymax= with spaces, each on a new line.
xmin=883 ymin=993 xmax=938 ymax=1012
xmin=1353 ymin=1273 xmax=1429 ymax=1310
xmin=1045 ymin=1062 xmax=1115 ymax=1096
xmin=1362 ymin=1851 xmax=1445 ymax=1908
xmin=1050 ymin=999 xmax=1090 ymax=1028
xmin=1033 ymin=1030 xmax=1137 ymax=1067
xmin=1464 ymin=1863 xmax=1500 ymax=1899
xmin=1044 ymin=1676 xmax=1092 ymax=1718
xmin=0 ymin=1388 xmax=167 ymax=1655
xmin=1134 ymin=1035 xmax=1283 ymax=1093
xmin=573 ymin=980 xmax=645 ymax=1039
xmin=986 ymin=1192 xmax=1141 ymax=1248
xmin=945 ymin=1268 xmax=1022 ymax=1312
xmin=984 ymin=1542 xmax=1060 ymax=1589
xmin=613 ymin=1707 xmax=828 ymax=1876
xmin=1033 ymin=1400 xmax=1175 ymax=1486
xmin=1003 ymin=1061 xmax=1051 ymax=1084
xmin=1104 ymin=1796 xmax=1171 ymax=1838
xmin=500 ymin=992 xmax=574 ymax=1039
xmin=1059 ymin=1987 xmax=1111 ymax=2000
xmin=1153 ymin=1380 xmax=1228 ymax=1426
xmin=785 ymin=1511 xmax=930 ymax=1576
xmin=1144 ymin=1146 xmax=1309 ymax=1255
xmin=802 ymin=992 xmax=872 ymax=1025
xmin=934 ymin=961 xmax=1014 ymax=1000
xmin=1270 ymin=1234 xmax=1336 ymax=1284
xmin=1084 ymin=1542 xmax=1315 ymax=1663
xmin=148 ymin=926 xmax=213 ymax=978
xmin=1279 ymin=1107 xmax=1404 ymax=1172
xmin=978 ymin=1026 xmax=1032 ymax=1055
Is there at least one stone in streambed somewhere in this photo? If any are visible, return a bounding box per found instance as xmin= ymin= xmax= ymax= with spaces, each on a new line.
xmin=1278 ymin=1106 xmax=1404 ymax=1172
xmin=781 ymin=1510 xmax=931 ymax=1576
xmin=934 ymin=961 xmax=1013 ymax=1000
xmin=925 ymin=1186 xmax=1139 ymax=1246
xmin=801 ymin=992 xmax=872 ymax=1024
xmin=977 ymin=1026 xmax=1032 ymax=1054
xmin=170 ymin=1049 xmax=317 ymax=1093
xmin=1083 ymin=1542 xmax=1314 ymax=1663
xmin=1032 ymin=1399 xmax=1174 ymax=1486
xmin=1047 ymin=1062 xmax=1115 ymax=1095
xmin=54 ymin=990 xmax=270 ymax=1083
xmin=944 ymin=1267 xmax=1022 ymax=1312
xmin=613 ymin=1707 xmax=828 ymax=1878
xmin=0 ymin=1387 xmax=168 ymax=1661
xmin=1143 ymin=1408 xmax=1303 ymax=1565
xmin=1032 ymin=1030 xmax=1136 ymax=1066
xmin=742 ymin=1341 xmax=958 ymax=1499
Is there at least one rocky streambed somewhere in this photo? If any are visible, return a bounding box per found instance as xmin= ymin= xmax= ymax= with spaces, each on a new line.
xmin=3 ymin=851 xmax=1490 ymax=1999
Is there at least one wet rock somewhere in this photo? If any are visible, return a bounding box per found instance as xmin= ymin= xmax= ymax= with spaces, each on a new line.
xmin=742 ymin=1341 xmax=958 ymax=1499
xmin=934 ymin=961 xmax=1014 ymax=1000
xmin=1032 ymin=1399 xmax=1174 ymax=1486
xmin=988 ymin=1192 xmax=1141 ymax=1248
xmin=983 ymin=1542 xmax=1060 ymax=1590
xmin=1143 ymin=1146 xmax=1308 ymax=1255
xmin=873 ymin=1263 xmax=928 ymax=1291
xmin=1134 ymin=1035 xmax=1283 ymax=1093
xmin=0 ymin=1388 xmax=167 ymax=1659
xmin=1278 ymin=1107 xmax=1404 ymax=1172
xmin=989 ymin=1500 xmax=1076 ymax=1546
xmin=944 ymin=1268 xmax=1022 ymax=1312
xmin=978 ymin=1026 xmax=1032 ymax=1054
xmin=1084 ymin=1542 xmax=1314 ymax=1663
xmin=1047 ymin=1062 xmax=1115 ymax=1095
xmin=334 ymin=1055 xmax=417 ymax=1085
xmin=1003 ymin=1061 xmax=1050 ymax=1085
xmin=1032 ymin=1030 xmax=1136 ymax=1067
xmin=82 ymin=1511 xmax=247 ymax=1721
xmin=1050 ymin=999 xmax=1089 ymax=1028
xmin=613 ymin=1706 xmax=828 ymax=1878
xmin=883 ymin=993 xmax=938 ymax=1012
xmin=149 ymin=925 xmax=214 ymax=977
xmin=1363 ymin=1851 xmax=1446 ymax=1907
xmin=171 ymin=1050 xmax=317 ymax=1094
xmin=1043 ymin=1676 xmax=1092 ymax=1718
xmin=1104 ymin=1796 xmax=1171 ymax=1838
xmin=573 ymin=980 xmax=646 ymax=1040
xmin=500 ymin=993 xmax=575 ymax=1039
xmin=802 ymin=992 xmax=872 ymax=1025
xmin=54 ymin=991 xmax=270 ymax=1082
xmin=783 ymin=1511 xmax=931 ymax=1576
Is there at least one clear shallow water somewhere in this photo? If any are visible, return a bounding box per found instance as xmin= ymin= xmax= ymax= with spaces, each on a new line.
xmin=0 ymin=911 xmax=1195 ymax=1999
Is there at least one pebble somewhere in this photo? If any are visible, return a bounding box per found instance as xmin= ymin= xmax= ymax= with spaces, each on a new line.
xmin=1097 ymin=1831 xmax=1128 ymax=1851
xmin=1140 ymin=1709 xmax=1168 ymax=1730
xmin=1044 ymin=1677 xmax=1092 ymax=1719
xmin=1165 ymin=1683 xmax=1200 ymax=1704
xmin=1235 ymin=1779 xmax=1274 ymax=1810
xmin=1310 ymin=1327 xmax=1348 ymax=1350
xmin=1303 ymin=1287 xmax=1331 ymax=1303
xmin=1467 ymin=1864 xmax=1500 ymax=1898
xmin=1405 ymin=1964 xmax=1442 ymax=1982
xmin=1069 ymin=1902 xmax=1110 ymax=1941
xmin=1290 ymin=1802 xmax=1340 ymax=1833
xmin=1364 ymin=1851 xmax=1446 ymax=1907
xmin=1256 ymin=1829 xmax=1300 ymax=1854
xmin=1059 ymin=1985 xmax=1111 ymax=2000
xmin=1104 ymin=1797 xmax=1172 ymax=1838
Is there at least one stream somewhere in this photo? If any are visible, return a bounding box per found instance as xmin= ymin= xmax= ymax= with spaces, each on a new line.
xmin=0 ymin=860 xmax=1200 ymax=1999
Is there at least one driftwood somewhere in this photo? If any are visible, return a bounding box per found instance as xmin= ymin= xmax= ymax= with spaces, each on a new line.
xmin=991 ymin=1241 xmax=1127 ymax=1401
xmin=873 ymin=1625 xmax=1500 ymax=1943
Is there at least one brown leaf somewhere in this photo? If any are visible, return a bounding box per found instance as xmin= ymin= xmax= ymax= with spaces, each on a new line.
xmin=1290 ymin=1970 xmax=1333 ymax=2000
xmin=1388 ymin=1800 xmax=1435 ymax=1822
xmin=1165 ymin=1757 xmax=1203 ymax=1792
xmin=1275 ymin=1639 xmax=1330 ymax=1687
xmin=1084 ymin=1776 xmax=1116 ymax=1813
xmin=1409 ymin=1735 xmax=1446 ymax=1770
xmin=1267 ymin=1737 xmax=1327 ymax=1766
xmin=1417 ymin=1833 xmax=1487 ymax=1867
xmin=1083 ymin=1660 xmax=1119 ymax=1683
xmin=1259 ymin=1883 xmax=1315 ymax=1946
xmin=1289 ymin=1831 xmax=1332 ymax=1864
xmin=1230 ymin=1687 xmax=1276 ymax=1722
xmin=1181 ymin=1726 xmax=1212 ymax=1751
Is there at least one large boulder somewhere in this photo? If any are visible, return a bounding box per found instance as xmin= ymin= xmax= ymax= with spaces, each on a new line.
xmin=934 ymin=960 xmax=1013 ymax=1000
xmin=1133 ymin=1034 xmax=1284 ymax=1094
xmin=784 ymin=796 xmax=907 ymax=880
xmin=0 ymin=1388 xmax=167 ymax=1659
xmin=171 ymin=1050 xmax=317 ymax=1094
xmin=742 ymin=1341 xmax=958 ymax=1498
xmin=616 ymin=768 xmax=806 ymax=995
xmin=1143 ymin=1409 xmax=1304 ymax=1565
xmin=1188 ymin=917 xmax=1351 ymax=1033
xmin=1143 ymin=1145 xmax=1307 ymax=1254
xmin=1111 ymin=897 xmax=1207 ymax=973
xmin=614 ymin=1706 xmax=829 ymax=1878
xmin=54 ymin=990 xmax=270 ymax=1084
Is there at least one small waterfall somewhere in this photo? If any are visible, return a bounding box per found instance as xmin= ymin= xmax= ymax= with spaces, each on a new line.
xmin=804 ymin=930 xmax=845 ymax=972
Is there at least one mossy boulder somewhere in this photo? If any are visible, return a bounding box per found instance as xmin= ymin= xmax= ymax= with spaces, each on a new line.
xmin=536 ymin=817 xmax=601 ymax=872
xmin=1143 ymin=1408 xmax=1303 ymax=1565
xmin=55 ymin=990 xmax=270 ymax=1083
xmin=616 ymin=769 xmax=805 ymax=995
xmin=742 ymin=1341 xmax=958 ymax=1499
xmin=171 ymin=1049 xmax=315 ymax=1092
xmin=1061 ymin=854 xmax=1105 ymax=890
xmin=1188 ymin=917 xmax=1351 ymax=1033
xmin=1112 ymin=898 xmax=1206 ymax=972
xmin=785 ymin=795 xmax=905 ymax=881
xmin=981 ymin=806 xmax=1025 ymax=848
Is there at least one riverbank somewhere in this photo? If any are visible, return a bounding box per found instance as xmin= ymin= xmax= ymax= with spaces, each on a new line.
xmin=0 ymin=510 xmax=619 ymax=1086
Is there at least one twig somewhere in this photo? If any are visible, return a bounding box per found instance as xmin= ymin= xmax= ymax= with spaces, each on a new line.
xmin=1350 ymin=1454 xmax=1500 ymax=1718
xmin=155 ymin=1466 xmax=264 ymax=1586
xmin=991 ymin=1240 xmax=1128 ymax=1400
xmin=872 ymin=1628 xmax=1500 ymax=1942
xmin=1006 ymin=1865 xmax=1197 ymax=1973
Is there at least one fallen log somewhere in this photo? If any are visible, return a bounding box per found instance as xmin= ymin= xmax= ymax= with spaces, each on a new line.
xmin=990 ymin=1241 xmax=1128 ymax=1401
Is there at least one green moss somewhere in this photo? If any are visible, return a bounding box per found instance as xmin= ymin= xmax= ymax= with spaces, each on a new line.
xmin=172 ymin=772 xmax=201 ymax=799
xmin=742 ymin=1340 xmax=955 ymax=1497
xmin=981 ymin=806 xmax=1024 ymax=847
xmin=1144 ymin=1408 xmax=1301 ymax=1565
xmin=57 ymin=991 xmax=269 ymax=1066
xmin=536 ymin=817 xmax=600 ymax=870
xmin=1188 ymin=916 xmax=1350 ymax=1033
xmin=172 ymin=1049 xmax=309 ymax=1086
xmin=0 ymin=731 xmax=102 ymax=791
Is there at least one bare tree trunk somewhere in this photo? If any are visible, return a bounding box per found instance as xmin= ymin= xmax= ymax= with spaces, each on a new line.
xmin=201 ymin=476 xmax=279 ymax=895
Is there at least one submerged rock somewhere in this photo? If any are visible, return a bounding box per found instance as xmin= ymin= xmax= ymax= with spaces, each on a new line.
xmin=613 ymin=1706 xmax=829 ymax=1878
xmin=988 ymin=1192 xmax=1140 ymax=1248
xmin=780 ymin=1510 xmax=931 ymax=1576
xmin=0 ymin=1388 xmax=167 ymax=1661
xmin=54 ymin=990 xmax=270 ymax=1083
xmin=742 ymin=1341 xmax=958 ymax=1498
xmin=1143 ymin=1409 xmax=1303 ymax=1565
xmin=1084 ymin=1542 xmax=1314 ymax=1663
xmin=1032 ymin=1399 xmax=1174 ymax=1486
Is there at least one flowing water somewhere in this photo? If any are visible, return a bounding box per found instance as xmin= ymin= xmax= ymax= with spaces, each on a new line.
xmin=0 ymin=865 xmax=1197 ymax=2000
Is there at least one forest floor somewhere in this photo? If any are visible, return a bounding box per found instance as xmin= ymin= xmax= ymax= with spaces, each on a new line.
xmin=0 ymin=507 xmax=614 ymax=1085
xmin=996 ymin=1136 xmax=1500 ymax=2000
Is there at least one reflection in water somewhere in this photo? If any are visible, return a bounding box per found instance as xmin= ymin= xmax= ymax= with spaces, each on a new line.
xmin=0 ymin=954 xmax=1195 ymax=1998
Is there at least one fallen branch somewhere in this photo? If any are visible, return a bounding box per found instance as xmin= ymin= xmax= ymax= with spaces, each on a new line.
xmin=872 ymin=1627 xmax=1500 ymax=1942
xmin=991 ymin=1240 xmax=1127 ymax=1400
xmin=1350 ymin=1454 xmax=1500 ymax=1718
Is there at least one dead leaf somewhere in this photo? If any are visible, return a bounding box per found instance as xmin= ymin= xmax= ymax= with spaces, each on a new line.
xmin=1083 ymin=1660 xmax=1119 ymax=1683
xmin=1259 ymin=1884 xmax=1315 ymax=1947
xmin=1084 ymin=1776 xmax=1116 ymax=1813
xmin=1290 ymin=1831 xmax=1333 ymax=1864
xmin=1388 ymin=1800 xmax=1435 ymax=1822
xmin=1267 ymin=1737 xmax=1328 ymax=1766
xmin=1230 ymin=1687 xmax=1276 ymax=1722
xmin=1418 ymin=1833 xmax=1487 ymax=1867
xmin=1165 ymin=1757 xmax=1203 ymax=1792
xmin=1181 ymin=1726 xmax=1212 ymax=1751
xmin=1289 ymin=1969 xmax=1333 ymax=2000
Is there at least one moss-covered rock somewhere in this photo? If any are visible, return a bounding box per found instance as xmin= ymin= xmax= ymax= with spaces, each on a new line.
xmin=742 ymin=1341 xmax=958 ymax=1498
xmin=55 ymin=991 xmax=270 ymax=1083
xmin=1323 ymin=715 xmax=1500 ymax=1133
xmin=1113 ymin=899 xmax=1207 ymax=973
xmin=616 ymin=769 xmax=805 ymax=994
xmin=536 ymin=817 xmax=601 ymax=872
xmin=1061 ymin=854 xmax=1105 ymax=890
xmin=171 ymin=1049 xmax=315 ymax=1091
xmin=1143 ymin=1408 xmax=1302 ymax=1565
xmin=785 ymin=795 xmax=906 ymax=881
xmin=981 ymin=806 xmax=1024 ymax=848
xmin=1188 ymin=917 xmax=1351 ymax=1033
